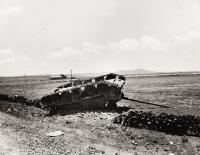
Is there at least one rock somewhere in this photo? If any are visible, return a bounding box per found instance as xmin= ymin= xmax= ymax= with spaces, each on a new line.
xmin=131 ymin=140 xmax=138 ymax=145
xmin=113 ymin=110 xmax=200 ymax=137
xmin=137 ymin=135 xmax=143 ymax=139
xmin=164 ymin=148 xmax=170 ymax=152
xmin=181 ymin=136 xmax=188 ymax=143
xmin=46 ymin=131 xmax=64 ymax=137
xmin=147 ymin=121 xmax=151 ymax=125
xmin=76 ymin=114 xmax=84 ymax=118
xmin=7 ymin=108 xmax=11 ymax=112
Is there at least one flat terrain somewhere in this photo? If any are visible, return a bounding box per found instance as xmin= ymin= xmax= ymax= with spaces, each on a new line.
xmin=1 ymin=74 xmax=200 ymax=154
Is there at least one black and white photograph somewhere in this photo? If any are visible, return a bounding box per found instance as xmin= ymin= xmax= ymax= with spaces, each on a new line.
xmin=1 ymin=0 xmax=200 ymax=154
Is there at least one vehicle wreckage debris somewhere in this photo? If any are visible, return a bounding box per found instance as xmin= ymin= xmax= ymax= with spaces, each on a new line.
xmin=113 ymin=110 xmax=200 ymax=137
xmin=40 ymin=73 xmax=126 ymax=110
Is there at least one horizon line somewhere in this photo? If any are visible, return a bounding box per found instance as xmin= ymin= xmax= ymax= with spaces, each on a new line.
xmin=1 ymin=70 xmax=200 ymax=77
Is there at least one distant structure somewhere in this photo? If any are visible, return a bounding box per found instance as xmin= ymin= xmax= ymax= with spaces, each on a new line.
xmin=50 ymin=74 xmax=67 ymax=80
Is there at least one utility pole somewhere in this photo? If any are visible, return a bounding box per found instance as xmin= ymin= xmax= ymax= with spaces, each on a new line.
xmin=70 ymin=70 xmax=73 ymax=86
xmin=24 ymin=74 xmax=27 ymax=93
xmin=24 ymin=74 xmax=26 ymax=88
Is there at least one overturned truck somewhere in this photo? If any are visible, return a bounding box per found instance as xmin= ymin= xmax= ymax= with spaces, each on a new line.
xmin=40 ymin=73 xmax=126 ymax=111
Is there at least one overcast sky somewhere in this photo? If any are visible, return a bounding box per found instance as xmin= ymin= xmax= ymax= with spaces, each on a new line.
xmin=1 ymin=0 xmax=200 ymax=76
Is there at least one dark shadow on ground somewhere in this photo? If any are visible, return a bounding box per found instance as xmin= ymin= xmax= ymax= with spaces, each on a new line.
xmin=45 ymin=105 xmax=131 ymax=116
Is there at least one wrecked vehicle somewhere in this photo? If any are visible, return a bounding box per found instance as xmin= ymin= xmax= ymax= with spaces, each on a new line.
xmin=40 ymin=73 xmax=126 ymax=110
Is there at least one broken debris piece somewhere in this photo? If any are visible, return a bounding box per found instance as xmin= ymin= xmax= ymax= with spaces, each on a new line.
xmin=46 ymin=131 xmax=64 ymax=137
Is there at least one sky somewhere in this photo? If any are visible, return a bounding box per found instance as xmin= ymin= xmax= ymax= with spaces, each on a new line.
xmin=1 ymin=0 xmax=200 ymax=76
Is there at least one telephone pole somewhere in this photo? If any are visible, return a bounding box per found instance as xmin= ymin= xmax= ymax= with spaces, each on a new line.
xmin=70 ymin=70 xmax=73 ymax=86
xmin=24 ymin=74 xmax=27 ymax=94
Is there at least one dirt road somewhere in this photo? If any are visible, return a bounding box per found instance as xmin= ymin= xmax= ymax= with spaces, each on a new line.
xmin=0 ymin=112 xmax=20 ymax=155
xmin=0 ymin=131 xmax=19 ymax=155
xmin=0 ymin=109 xmax=136 ymax=155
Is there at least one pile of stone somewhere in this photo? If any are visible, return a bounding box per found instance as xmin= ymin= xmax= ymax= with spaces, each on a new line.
xmin=113 ymin=110 xmax=200 ymax=137
xmin=0 ymin=93 xmax=41 ymax=108
xmin=0 ymin=94 xmax=9 ymax=101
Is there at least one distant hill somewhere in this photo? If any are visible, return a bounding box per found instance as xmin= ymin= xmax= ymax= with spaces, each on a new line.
xmin=116 ymin=69 xmax=155 ymax=75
